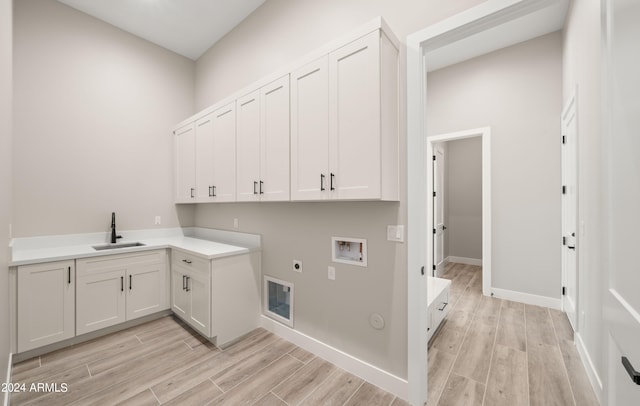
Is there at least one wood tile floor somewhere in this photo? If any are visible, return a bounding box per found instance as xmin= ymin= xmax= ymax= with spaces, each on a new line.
xmin=11 ymin=317 xmax=408 ymax=406
xmin=428 ymin=262 xmax=600 ymax=406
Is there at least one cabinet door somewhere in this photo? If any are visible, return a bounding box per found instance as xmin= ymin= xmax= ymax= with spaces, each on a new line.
xmin=195 ymin=114 xmax=215 ymax=201
xmin=126 ymin=262 xmax=167 ymax=321
xmin=211 ymin=102 xmax=237 ymax=202
xmin=187 ymin=270 xmax=211 ymax=337
xmin=329 ymin=31 xmax=381 ymax=200
xmin=171 ymin=267 xmax=189 ymax=319
xmin=291 ymin=57 xmax=330 ymax=201
xmin=76 ymin=269 xmax=126 ymax=335
xmin=17 ymin=260 xmax=75 ymax=352
xmin=236 ymin=91 xmax=261 ymax=202
xmin=175 ymin=123 xmax=196 ymax=202
xmin=260 ymin=76 xmax=290 ymax=201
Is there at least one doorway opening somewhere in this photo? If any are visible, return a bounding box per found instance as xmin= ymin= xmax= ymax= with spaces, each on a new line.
xmin=427 ymin=128 xmax=491 ymax=295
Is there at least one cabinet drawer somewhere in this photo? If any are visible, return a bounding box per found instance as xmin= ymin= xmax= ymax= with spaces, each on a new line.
xmin=171 ymin=250 xmax=209 ymax=274
xmin=77 ymin=249 xmax=166 ymax=277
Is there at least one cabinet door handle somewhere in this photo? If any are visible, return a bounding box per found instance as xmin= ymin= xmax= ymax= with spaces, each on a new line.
xmin=67 ymin=266 xmax=71 ymax=285
xmin=259 ymin=181 xmax=264 ymax=194
xmin=320 ymin=174 xmax=326 ymax=191
xmin=254 ymin=181 xmax=258 ymax=195
xmin=437 ymin=302 xmax=448 ymax=311
xmin=622 ymin=357 xmax=640 ymax=385
xmin=182 ymin=275 xmax=186 ymax=290
xmin=129 ymin=274 xmax=132 ymax=290
xmin=208 ymin=186 xmax=213 ymax=197
xmin=212 ymin=185 xmax=216 ymax=197
xmin=190 ymin=188 xmax=195 ymax=198
xmin=185 ymin=276 xmax=191 ymax=292
xmin=120 ymin=276 xmax=124 ymax=292
xmin=330 ymin=173 xmax=335 ymax=191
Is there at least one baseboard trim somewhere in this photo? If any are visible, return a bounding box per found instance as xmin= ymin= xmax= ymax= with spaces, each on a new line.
xmin=4 ymin=352 xmax=12 ymax=406
xmin=446 ymin=256 xmax=482 ymax=266
xmin=260 ymin=315 xmax=408 ymax=400
xmin=574 ymin=332 xmax=604 ymax=403
xmin=491 ymin=287 xmax=561 ymax=309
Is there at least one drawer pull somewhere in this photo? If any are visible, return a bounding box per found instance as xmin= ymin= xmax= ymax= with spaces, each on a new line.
xmin=182 ymin=259 xmax=192 ymax=264
xmin=437 ymin=302 xmax=448 ymax=312
xmin=622 ymin=357 xmax=640 ymax=385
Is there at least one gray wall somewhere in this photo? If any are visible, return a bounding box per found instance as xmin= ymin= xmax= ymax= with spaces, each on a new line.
xmin=563 ymin=0 xmax=604 ymax=387
xmin=427 ymin=32 xmax=563 ymax=299
xmin=195 ymin=0 xmax=486 ymax=110
xmin=12 ymin=0 xmax=196 ymax=237
xmin=0 ymin=0 xmax=12 ymax=389
xmin=446 ymin=137 xmax=482 ymax=260
xmin=193 ymin=0 xmax=487 ymax=379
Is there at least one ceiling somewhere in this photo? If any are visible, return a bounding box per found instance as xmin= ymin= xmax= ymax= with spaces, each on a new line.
xmin=57 ymin=0 xmax=267 ymax=60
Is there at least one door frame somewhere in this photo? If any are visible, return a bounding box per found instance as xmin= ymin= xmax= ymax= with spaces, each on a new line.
xmin=427 ymin=129 xmax=492 ymax=293
xmin=561 ymin=87 xmax=578 ymax=330
xmin=406 ymin=0 xmax=564 ymax=404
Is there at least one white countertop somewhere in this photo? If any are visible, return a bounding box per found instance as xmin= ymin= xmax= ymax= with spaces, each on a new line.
xmin=9 ymin=227 xmax=260 ymax=266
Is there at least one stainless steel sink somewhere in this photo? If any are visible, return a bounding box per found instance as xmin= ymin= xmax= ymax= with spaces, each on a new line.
xmin=92 ymin=242 xmax=146 ymax=251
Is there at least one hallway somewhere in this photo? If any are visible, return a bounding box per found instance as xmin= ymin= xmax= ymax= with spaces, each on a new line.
xmin=428 ymin=263 xmax=599 ymax=406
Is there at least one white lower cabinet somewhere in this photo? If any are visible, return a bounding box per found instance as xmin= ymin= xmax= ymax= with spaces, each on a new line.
xmin=427 ymin=277 xmax=451 ymax=342
xmin=17 ymin=260 xmax=75 ymax=352
xmin=76 ymin=250 xmax=168 ymax=335
xmin=171 ymin=249 xmax=261 ymax=346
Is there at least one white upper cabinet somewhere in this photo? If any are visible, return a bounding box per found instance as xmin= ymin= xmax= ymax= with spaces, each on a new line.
xmin=291 ymin=29 xmax=399 ymax=201
xmin=291 ymin=57 xmax=330 ymax=201
xmin=174 ymin=19 xmax=399 ymax=203
xmin=237 ymin=75 xmax=290 ymax=202
xmin=236 ymin=90 xmax=261 ymax=201
xmin=196 ymin=102 xmax=236 ymax=202
xmin=174 ymin=123 xmax=196 ymax=203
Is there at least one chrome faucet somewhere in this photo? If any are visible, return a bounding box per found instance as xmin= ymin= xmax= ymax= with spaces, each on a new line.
xmin=110 ymin=212 xmax=122 ymax=243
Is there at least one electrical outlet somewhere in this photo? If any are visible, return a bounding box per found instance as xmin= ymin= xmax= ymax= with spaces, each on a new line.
xmin=154 ymin=216 xmax=161 ymax=225
xmin=233 ymin=218 xmax=239 ymax=228
xmin=293 ymin=260 xmax=302 ymax=272
xmin=328 ymin=266 xmax=336 ymax=280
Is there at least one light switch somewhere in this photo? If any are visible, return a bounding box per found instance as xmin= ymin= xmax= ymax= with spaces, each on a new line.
xmin=328 ymin=266 xmax=336 ymax=280
xmin=387 ymin=225 xmax=404 ymax=242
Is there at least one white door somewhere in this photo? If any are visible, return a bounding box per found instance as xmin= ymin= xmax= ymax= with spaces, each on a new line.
xmin=195 ymin=114 xmax=215 ymax=201
xmin=329 ymin=30 xmax=381 ymax=200
xmin=290 ymin=56 xmax=329 ymax=201
xmin=126 ymin=262 xmax=167 ymax=321
xmin=188 ymin=270 xmax=211 ymax=337
xmin=260 ymin=75 xmax=290 ymax=201
xmin=174 ymin=123 xmax=196 ymax=202
xmin=211 ymin=102 xmax=236 ymax=202
xmin=76 ymin=269 xmax=126 ymax=335
xmin=236 ymin=91 xmax=261 ymax=202
xmin=433 ymin=147 xmax=445 ymax=276
xmin=561 ymin=92 xmax=578 ymax=330
xmin=604 ymin=0 xmax=640 ymax=403
xmin=17 ymin=260 xmax=75 ymax=352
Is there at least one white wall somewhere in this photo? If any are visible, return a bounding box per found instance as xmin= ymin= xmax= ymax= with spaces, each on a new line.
xmin=563 ymin=0 xmax=604 ymax=394
xmin=446 ymin=137 xmax=482 ymax=261
xmin=196 ymin=0 xmax=487 ymax=110
xmin=12 ymin=0 xmax=197 ymax=237
xmin=427 ymin=32 xmax=563 ymax=299
xmin=0 ymin=0 xmax=12 ymax=390
xmin=193 ymin=0 xmax=487 ymax=379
